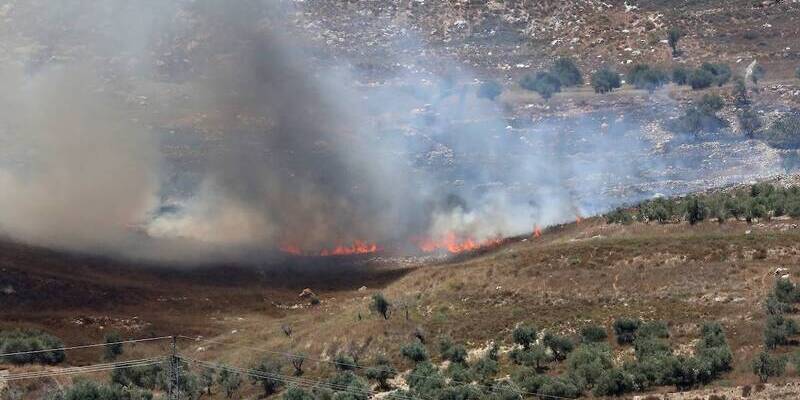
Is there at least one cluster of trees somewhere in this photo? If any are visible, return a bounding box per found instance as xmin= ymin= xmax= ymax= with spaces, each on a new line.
xmin=751 ymin=278 xmax=800 ymax=383
xmin=758 ymin=113 xmax=800 ymax=149
xmin=671 ymin=63 xmax=731 ymax=90
xmin=0 ymin=329 xmax=65 ymax=365
xmin=519 ymin=57 xmax=583 ymax=100
xmin=606 ymin=183 xmax=800 ymax=225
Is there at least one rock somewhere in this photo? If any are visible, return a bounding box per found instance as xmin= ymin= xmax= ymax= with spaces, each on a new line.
xmin=358 ymin=286 xmax=367 ymax=292
xmin=1 ymin=285 xmax=14 ymax=295
xmin=299 ymin=288 xmax=316 ymax=298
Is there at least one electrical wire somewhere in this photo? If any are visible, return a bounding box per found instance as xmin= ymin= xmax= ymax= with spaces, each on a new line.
xmin=0 ymin=336 xmax=171 ymax=358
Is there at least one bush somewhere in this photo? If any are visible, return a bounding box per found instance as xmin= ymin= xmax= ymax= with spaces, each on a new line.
xmin=551 ymin=58 xmax=583 ymax=87
xmin=62 ymin=381 xmax=153 ymax=400
xmin=543 ymin=332 xmax=574 ymax=361
xmin=251 ymin=357 xmax=284 ymax=396
xmin=614 ymin=318 xmax=641 ymax=345
xmin=335 ymin=353 xmax=358 ymax=371
xmin=512 ymin=324 xmax=537 ymax=350
xmin=520 ymin=71 xmax=562 ymax=100
xmin=538 ymin=376 xmax=582 ymax=399
xmin=732 ymin=75 xmax=749 ymax=106
xmin=328 ymin=371 xmax=370 ymax=400
xmin=751 ymin=64 xmax=766 ymax=85
xmin=284 ymin=386 xmax=315 ymax=400
xmin=668 ymin=27 xmax=682 ymax=56
xmin=438 ymin=337 xmax=467 ymax=364
xmin=445 ymin=361 xmax=475 ymax=384
xmin=510 ymin=344 xmax=551 ymax=370
xmin=591 ymin=67 xmax=622 ymax=94
xmin=627 ymin=64 xmax=669 ymax=92
xmin=566 ymin=344 xmax=614 ymax=387
xmin=593 ymin=368 xmax=636 ymax=396
xmin=752 ymin=351 xmax=786 ymax=382
xmin=111 ymin=362 xmax=164 ymax=390
xmin=638 ymin=321 xmax=670 ymax=339
xmin=104 ymin=332 xmax=124 ymax=361
xmin=406 ymin=361 xmax=445 ymax=397
xmin=764 ymin=314 xmax=799 ymax=349
xmin=796 ymin=65 xmax=800 ymax=80
xmin=477 ymin=81 xmax=503 ymax=101
xmin=686 ymin=196 xmax=707 ymax=225
xmin=370 ymin=293 xmax=392 ymax=319
xmin=218 ymin=368 xmax=242 ymax=399
xmin=580 ymin=325 xmax=608 ymax=343
xmin=365 ymin=355 xmax=396 ymax=390
xmin=634 ymin=337 xmax=672 ymax=360
xmin=0 ymin=330 xmax=65 ymax=365
xmin=689 ymin=68 xmax=715 ymax=90
xmin=471 ymin=356 xmax=499 ymax=384
xmin=739 ymin=108 xmax=762 ymax=137
xmin=672 ymin=66 xmax=690 ymax=85
xmin=401 ymin=342 xmax=429 ymax=363
xmin=700 ymin=63 xmax=732 ymax=87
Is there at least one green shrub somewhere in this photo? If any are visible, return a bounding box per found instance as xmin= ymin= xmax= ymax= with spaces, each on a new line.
xmin=591 ymin=68 xmax=621 ymax=93
xmin=218 ymin=368 xmax=242 ymax=399
xmin=614 ymin=318 xmax=641 ymax=344
xmin=471 ymin=356 xmax=499 ymax=384
xmin=365 ymin=355 xmax=396 ymax=390
xmin=477 ymin=81 xmax=503 ymax=101
xmin=510 ymin=344 xmax=551 ymax=370
xmin=795 ymin=65 xmax=800 ymax=80
xmin=104 ymin=332 xmax=124 ymax=361
xmin=284 ymin=386 xmax=315 ymax=400
xmin=739 ymin=108 xmax=762 ymax=137
xmin=62 ymin=381 xmax=153 ymax=400
xmin=634 ymin=337 xmax=672 ymax=360
xmin=251 ymin=357 xmax=284 ymax=396
xmin=752 ymin=351 xmax=786 ymax=382
xmin=543 ymin=332 xmax=574 ymax=361
xmin=401 ymin=342 xmax=429 ymax=363
xmin=605 ymin=207 xmax=633 ymax=224
xmin=732 ymin=75 xmax=749 ymax=106
xmin=672 ymin=66 xmax=690 ymax=85
xmin=438 ymin=337 xmax=467 ymax=364
xmin=0 ymin=330 xmax=65 ymax=365
xmin=335 ymin=353 xmax=358 ymax=371
xmin=580 ymin=325 xmax=608 ymax=343
xmin=512 ymin=325 xmax=537 ymax=350
xmin=764 ymin=314 xmax=799 ymax=349
xmin=111 ymin=362 xmax=164 ymax=390
xmin=668 ymin=27 xmax=682 ymax=56
xmin=751 ymin=64 xmax=766 ymax=85
xmin=627 ymin=64 xmax=669 ymax=92
xmin=551 ymin=58 xmax=583 ymax=87
xmin=689 ymin=68 xmax=715 ymax=89
xmin=638 ymin=321 xmax=670 ymax=339
xmin=370 ymin=293 xmax=392 ymax=319
xmin=566 ymin=344 xmax=614 ymax=388
xmin=445 ymin=361 xmax=475 ymax=384
xmin=520 ymin=72 xmax=562 ymax=100
xmin=700 ymin=63 xmax=732 ymax=87
xmin=328 ymin=371 xmax=370 ymax=400
xmin=406 ymin=361 xmax=445 ymax=397
xmin=593 ymin=368 xmax=636 ymax=396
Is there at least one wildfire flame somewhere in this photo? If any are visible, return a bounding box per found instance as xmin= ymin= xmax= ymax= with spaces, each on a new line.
xmin=280 ymin=240 xmax=380 ymax=256
xmin=412 ymin=232 xmax=502 ymax=254
xmin=533 ymin=225 xmax=542 ymax=238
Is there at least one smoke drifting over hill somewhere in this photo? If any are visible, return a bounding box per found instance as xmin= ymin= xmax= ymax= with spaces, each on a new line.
xmin=0 ymin=1 xmax=776 ymax=263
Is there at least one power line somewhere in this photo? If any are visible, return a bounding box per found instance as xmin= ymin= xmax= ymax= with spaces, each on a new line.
xmin=2 ymin=357 xmax=166 ymax=382
xmin=0 ymin=336 xmax=171 ymax=358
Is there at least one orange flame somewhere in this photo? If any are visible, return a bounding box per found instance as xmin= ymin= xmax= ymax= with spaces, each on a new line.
xmin=319 ymin=240 xmax=379 ymax=256
xmin=280 ymin=240 xmax=380 ymax=256
xmin=412 ymin=232 xmax=501 ymax=254
xmin=576 ymin=215 xmax=583 ymax=225
xmin=533 ymin=225 xmax=542 ymax=238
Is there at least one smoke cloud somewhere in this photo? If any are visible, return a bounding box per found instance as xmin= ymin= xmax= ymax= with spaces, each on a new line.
xmin=0 ymin=1 xmax=783 ymax=263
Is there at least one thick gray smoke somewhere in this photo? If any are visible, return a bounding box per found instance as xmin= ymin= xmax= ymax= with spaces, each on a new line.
xmin=0 ymin=1 xmax=771 ymax=262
